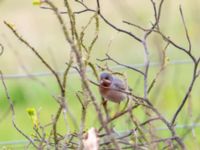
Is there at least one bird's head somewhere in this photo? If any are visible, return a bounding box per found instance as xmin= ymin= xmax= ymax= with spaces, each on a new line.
xmin=100 ymin=72 xmax=113 ymax=87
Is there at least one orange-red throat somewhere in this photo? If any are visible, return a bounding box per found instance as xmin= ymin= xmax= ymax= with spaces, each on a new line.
xmin=100 ymin=79 xmax=112 ymax=87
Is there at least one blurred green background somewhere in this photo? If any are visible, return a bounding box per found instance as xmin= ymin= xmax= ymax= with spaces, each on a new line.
xmin=0 ymin=0 xmax=200 ymax=149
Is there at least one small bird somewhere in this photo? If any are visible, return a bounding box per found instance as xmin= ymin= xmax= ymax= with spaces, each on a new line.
xmin=99 ymin=72 xmax=127 ymax=103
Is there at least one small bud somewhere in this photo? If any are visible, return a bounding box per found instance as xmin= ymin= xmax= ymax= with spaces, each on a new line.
xmin=164 ymin=56 xmax=170 ymax=66
xmin=32 ymin=0 xmax=44 ymax=6
xmin=129 ymin=139 xmax=135 ymax=144
xmin=26 ymin=108 xmax=39 ymax=128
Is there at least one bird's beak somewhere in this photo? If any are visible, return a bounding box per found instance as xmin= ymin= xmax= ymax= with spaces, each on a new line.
xmin=100 ymin=79 xmax=111 ymax=86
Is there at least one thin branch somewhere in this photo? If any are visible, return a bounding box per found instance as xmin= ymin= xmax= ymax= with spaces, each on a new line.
xmin=43 ymin=1 xmax=74 ymax=147
xmin=40 ymin=6 xmax=90 ymax=14
xmin=179 ymin=5 xmax=192 ymax=53
xmin=98 ymin=104 xmax=140 ymax=131
xmin=142 ymin=36 xmax=150 ymax=100
xmin=0 ymin=71 xmax=38 ymax=149
xmin=0 ymin=43 xmax=4 ymax=56
xmin=147 ymin=42 xmax=169 ymax=93
xmin=169 ymin=6 xmax=200 ymax=126
xmin=98 ymin=12 xmax=142 ymax=43
xmin=42 ymin=0 xmax=142 ymax=43
xmin=155 ymin=30 xmax=196 ymax=62
xmin=144 ymin=100 xmax=185 ymax=149
xmin=145 ymin=0 xmax=164 ymax=37
xmin=63 ymin=60 xmax=73 ymax=89
xmin=122 ymin=20 xmax=148 ymax=31
xmin=97 ymin=54 xmax=144 ymax=76
xmin=151 ymin=0 xmax=158 ymax=22
xmin=171 ymin=64 xmax=198 ymax=125
xmin=121 ymin=136 xmax=178 ymax=149
xmin=4 ymin=20 xmax=66 ymax=149
xmin=4 ymin=21 xmax=64 ymax=94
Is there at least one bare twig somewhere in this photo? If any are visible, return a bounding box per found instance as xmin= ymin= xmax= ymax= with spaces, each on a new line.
xmin=179 ymin=5 xmax=192 ymax=53
xmin=147 ymin=42 xmax=169 ymax=93
xmin=0 ymin=43 xmax=4 ymax=55
xmin=4 ymin=21 xmax=64 ymax=94
xmin=170 ymin=6 xmax=200 ymax=126
xmin=97 ymin=54 xmax=144 ymax=76
xmin=0 ymin=71 xmax=38 ymax=148
xmin=171 ymin=63 xmax=198 ymax=125
xmin=3 ymin=0 xmax=199 ymax=149
xmin=98 ymin=104 xmax=140 ymax=131
xmin=122 ymin=20 xmax=148 ymax=31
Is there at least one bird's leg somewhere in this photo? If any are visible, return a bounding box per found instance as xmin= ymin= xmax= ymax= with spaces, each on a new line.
xmin=102 ymin=97 xmax=110 ymax=120
xmin=111 ymin=102 xmax=120 ymax=118
xmin=121 ymin=98 xmax=129 ymax=112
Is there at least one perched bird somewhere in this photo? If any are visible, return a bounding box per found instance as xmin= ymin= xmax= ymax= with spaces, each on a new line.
xmin=99 ymin=72 xmax=127 ymax=103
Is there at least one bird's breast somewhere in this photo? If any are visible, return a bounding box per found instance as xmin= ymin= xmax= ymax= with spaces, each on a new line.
xmin=99 ymin=85 xmax=126 ymax=103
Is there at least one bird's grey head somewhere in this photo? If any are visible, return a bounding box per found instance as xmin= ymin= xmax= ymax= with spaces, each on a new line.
xmin=100 ymin=72 xmax=113 ymax=81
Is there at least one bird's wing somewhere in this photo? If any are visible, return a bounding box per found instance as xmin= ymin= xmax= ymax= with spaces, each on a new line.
xmin=112 ymin=78 xmax=126 ymax=91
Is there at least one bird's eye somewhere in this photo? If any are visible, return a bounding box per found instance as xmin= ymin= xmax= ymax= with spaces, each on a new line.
xmin=105 ymin=76 xmax=109 ymax=80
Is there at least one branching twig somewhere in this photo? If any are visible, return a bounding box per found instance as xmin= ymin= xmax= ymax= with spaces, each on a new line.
xmin=3 ymin=0 xmax=200 ymax=149
xmin=0 ymin=71 xmax=38 ymax=149
xmin=171 ymin=63 xmax=199 ymax=125
xmin=4 ymin=21 xmax=64 ymax=94
xmin=147 ymin=42 xmax=169 ymax=93
xmin=97 ymin=54 xmax=144 ymax=76
xmin=170 ymin=6 xmax=200 ymax=126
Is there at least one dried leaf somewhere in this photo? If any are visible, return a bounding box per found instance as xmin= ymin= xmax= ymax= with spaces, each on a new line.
xmin=83 ymin=127 xmax=99 ymax=150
